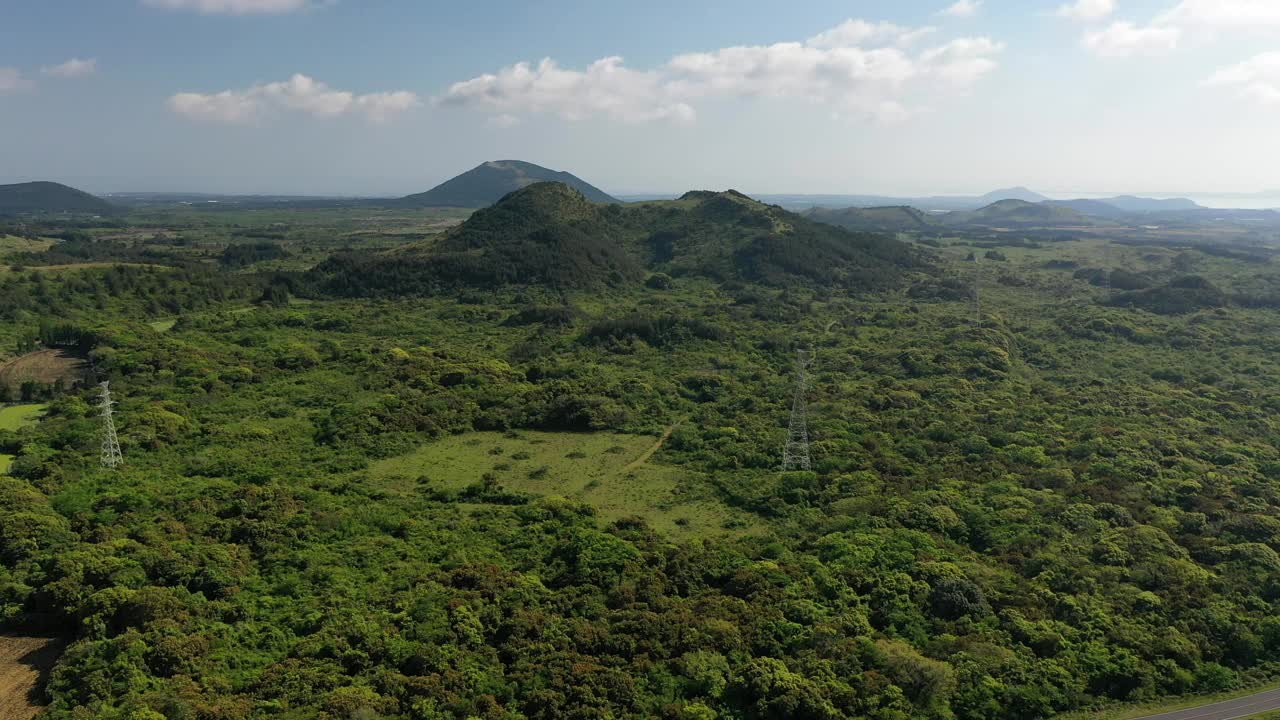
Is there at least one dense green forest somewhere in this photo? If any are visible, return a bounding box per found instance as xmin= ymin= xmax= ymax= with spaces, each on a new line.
xmin=6 ymin=191 xmax=1280 ymax=719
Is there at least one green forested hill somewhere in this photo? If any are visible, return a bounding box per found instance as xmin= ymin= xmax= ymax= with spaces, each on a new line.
xmin=805 ymin=205 xmax=942 ymax=232
xmin=8 ymin=209 xmax=1280 ymax=720
xmin=397 ymin=160 xmax=619 ymax=208
xmin=941 ymin=199 xmax=1099 ymax=227
xmin=316 ymin=183 xmax=925 ymax=295
xmin=0 ymin=181 xmax=119 ymax=215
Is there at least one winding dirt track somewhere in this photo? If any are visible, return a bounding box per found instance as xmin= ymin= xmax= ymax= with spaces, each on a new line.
xmin=623 ymin=422 xmax=681 ymax=473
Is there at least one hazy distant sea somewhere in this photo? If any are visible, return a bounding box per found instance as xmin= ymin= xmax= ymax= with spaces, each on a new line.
xmin=1051 ymin=193 xmax=1280 ymax=210
xmin=1183 ymin=195 xmax=1280 ymax=210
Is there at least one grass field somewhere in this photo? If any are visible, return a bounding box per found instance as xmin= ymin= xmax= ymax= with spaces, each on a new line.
xmin=369 ymin=430 xmax=763 ymax=539
xmin=0 ymin=404 xmax=46 ymax=474
xmin=148 ymin=318 xmax=178 ymax=332
xmin=0 ymin=404 xmax=45 ymax=432
xmin=0 ymin=235 xmax=54 ymax=256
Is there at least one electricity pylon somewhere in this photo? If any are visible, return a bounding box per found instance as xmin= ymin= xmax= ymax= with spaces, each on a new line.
xmin=98 ymin=381 xmax=123 ymax=469
xmin=782 ymin=349 xmax=812 ymax=471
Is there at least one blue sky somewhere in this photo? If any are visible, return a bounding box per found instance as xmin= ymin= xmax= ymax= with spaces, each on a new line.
xmin=2 ymin=0 xmax=1279 ymax=197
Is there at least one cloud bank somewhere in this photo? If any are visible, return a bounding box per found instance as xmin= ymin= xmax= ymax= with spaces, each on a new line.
xmin=142 ymin=0 xmax=312 ymax=14
xmin=1206 ymin=52 xmax=1280 ymax=104
xmin=939 ymin=1 xmax=983 ymax=19
xmin=1057 ymin=0 xmax=1116 ymax=22
xmin=0 ymin=68 xmax=30 ymax=94
xmin=169 ymin=74 xmax=420 ymax=123
xmin=440 ymin=19 xmax=1003 ymax=126
xmin=1083 ymin=22 xmax=1181 ymax=57
xmin=42 ymin=58 xmax=98 ymax=78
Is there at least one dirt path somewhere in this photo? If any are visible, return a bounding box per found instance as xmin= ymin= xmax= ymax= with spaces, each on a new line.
xmin=0 ymin=636 xmax=65 ymax=720
xmin=624 ymin=421 xmax=681 ymax=473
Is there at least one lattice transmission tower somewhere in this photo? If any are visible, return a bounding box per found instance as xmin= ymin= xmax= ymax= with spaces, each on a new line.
xmin=782 ymin=349 xmax=812 ymax=471
xmin=98 ymin=381 xmax=123 ymax=469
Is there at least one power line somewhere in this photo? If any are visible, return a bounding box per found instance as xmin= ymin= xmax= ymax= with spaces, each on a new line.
xmin=782 ymin=348 xmax=812 ymax=472
xmin=972 ymin=262 xmax=982 ymax=327
xmin=98 ymin=381 xmax=123 ymax=469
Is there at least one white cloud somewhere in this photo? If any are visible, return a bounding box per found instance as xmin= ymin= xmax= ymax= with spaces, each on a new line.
xmin=1083 ymin=21 xmax=1180 ymax=57
xmin=169 ymin=73 xmax=419 ymax=123
xmin=440 ymin=19 xmax=1002 ymax=126
xmin=142 ymin=0 xmax=311 ymax=14
xmin=1205 ymin=51 xmax=1280 ymax=104
xmin=42 ymin=58 xmax=98 ymax=78
xmin=440 ymin=57 xmax=694 ymax=125
xmin=1057 ymin=0 xmax=1116 ymax=21
xmin=807 ymin=20 xmax=935 ymax=48
xmin=258 ymin=74 xmax=353 ymax=116
xmin=0 ymin=67 xmax=32 ymax=94
xmin=170 ymin=90 xmax=259 ymax=122
xmin=920 ymin=37 xmax=1005 ymax=86
xmin=1158 ymin=0 xmax=1280 ymax=33
xmin=939 ymin=0 xmax=982 ymax=19
xmin=355 ymin=91 xmax=422 ymax=122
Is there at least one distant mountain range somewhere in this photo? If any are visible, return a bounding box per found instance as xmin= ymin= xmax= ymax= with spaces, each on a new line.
xmin=756 ymin=188 xmax=1206 ymax=213
xmin=808 ymin=198 xmax=1104 ymax=232
xmin=0 ymin=181 xmax=119 ymax=215
xmin=396 ymin=160 xmax=618 ymax=208
xmin=806 ymin=196 xmax=1280 ymax=233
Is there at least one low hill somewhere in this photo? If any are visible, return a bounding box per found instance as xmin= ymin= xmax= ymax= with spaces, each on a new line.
xmin=0 ymin=181 xmax=118 ymax=215
xmin=976 ymin=186 xmax=1049 ymax=205
xmin=321 ymin=183 xmax=640 ymax=293
xmin=397 ymin=160 xmax=618 ymax=208
xmin=805 ymin=206 xmax=941 ymax=233
xmin=315 ymin=183 xmax=924 ymax=295
xmin=1046 ymin=199 xmax=1136 ymax=220
xmin=635 ymin=190 xmax=921 ymax=288
xmin=1111 ymin=275 xmax=1227 ymax=315
xmin=1102 ymin=195 xmax=1200 ymax=213
xmin=943 ymin=199 xmax=1096 ymax=227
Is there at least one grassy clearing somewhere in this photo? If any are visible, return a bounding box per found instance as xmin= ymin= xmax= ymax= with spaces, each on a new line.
xmin=148 ymin=319 xmax=177 ymax=332
xmin=0 ymin=235 xmax=54 ymax=256
xmin=369 ymin=430 xmax=763 ymax=539
xmin=0 ymin=404 xmax=44 ymax=475
xmin=0 ymin=404 xmax=45 ymax=432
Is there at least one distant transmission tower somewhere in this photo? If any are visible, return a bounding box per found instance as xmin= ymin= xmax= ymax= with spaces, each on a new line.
xmin=782 ymin=349 xmax=812 ymax=471
xmin=98 ymin=381 xmax=123 ymax=469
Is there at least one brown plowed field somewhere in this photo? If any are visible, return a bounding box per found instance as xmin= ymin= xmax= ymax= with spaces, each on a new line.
xmin=0 ymin=350 xmax=88 ymax=393
xmin=0 ymin=636 xmax=64 ymax=720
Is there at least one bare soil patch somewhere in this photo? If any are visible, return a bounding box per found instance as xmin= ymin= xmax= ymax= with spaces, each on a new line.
xmin=0 ymin=636 xmax=65 ymax=720
xmin=0 ymin=350 xmax=89 ymax=393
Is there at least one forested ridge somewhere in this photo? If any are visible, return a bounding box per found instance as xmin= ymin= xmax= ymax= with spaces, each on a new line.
xmin=312 ymin=183 xmax=924 ymax=296
xmin=2 ymin=202 xmax=1280 ymax=719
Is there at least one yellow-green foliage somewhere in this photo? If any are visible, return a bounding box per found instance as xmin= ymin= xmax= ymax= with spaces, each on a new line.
xmin=370 ymin=430 xmax=759 ymax=539
xmin=0 ymin=403 xmax=44 ymax=431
